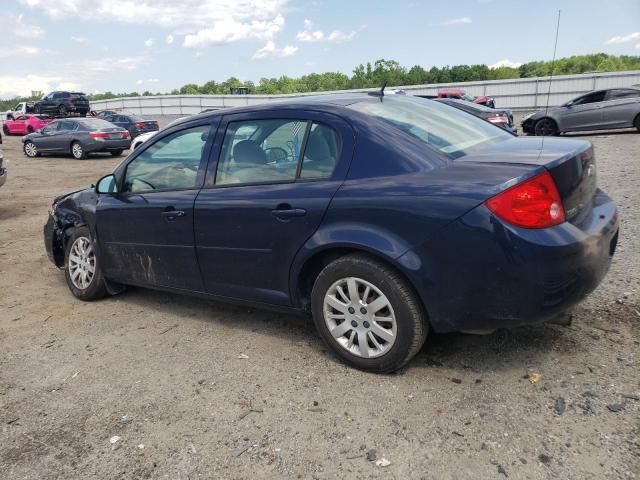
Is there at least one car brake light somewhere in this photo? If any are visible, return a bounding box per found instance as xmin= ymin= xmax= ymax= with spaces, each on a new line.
xmin=134 ymin=122 xmax=145 ymax=129
xmin=485 ymin=171 xmax=565 ymax=229
xmin=487 ymin=115 xmax=508 ymax=124
xmin=122 ymin=131 xmax=130 ymax=138
xmin=89 ymin=131 xmax=109 ymax=140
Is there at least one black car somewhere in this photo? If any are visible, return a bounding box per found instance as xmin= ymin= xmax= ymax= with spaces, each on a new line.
xmin=97 ymin=111 xmax=159 ymax=138
xmin=34 ymin=91 xmax=90 ymax=117
xmin=434 ymin=98 xmax=516 ymax=134
xmin=22 ymin=118 xmax=131 ymax=160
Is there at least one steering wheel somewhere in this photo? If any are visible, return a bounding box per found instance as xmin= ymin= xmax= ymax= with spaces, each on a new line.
xmin=264 ymin=147 xmax=289 ymax=164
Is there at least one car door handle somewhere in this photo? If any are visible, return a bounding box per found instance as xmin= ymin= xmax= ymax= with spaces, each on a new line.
xmin=162 ymin=209 xmax=186 ymax=221
xmin=271 ymin=205 xmax=307 ymax=220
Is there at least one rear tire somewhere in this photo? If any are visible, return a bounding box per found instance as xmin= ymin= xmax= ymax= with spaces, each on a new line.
xmin=534 ymin=118 xmax=559 ymax=136
xmin=71 ymin=141 xmax=87 ymax=159
xmin=64 ymin=226 xmax=109 ymax=301
xmin=27 ymin=126 xmax=34 ymax=133
xmin=311 ymin=253 xmax=428 ymax=373
xmin=110 ymin=150 xmax=123 ymax=157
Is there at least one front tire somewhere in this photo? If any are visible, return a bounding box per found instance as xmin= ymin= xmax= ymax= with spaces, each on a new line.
xmin=24 ymin=141 xmax=39 ymax=157
xmin=71 ymin=141 xmax=87 ymax=159
xmin=2 ymin=125 xmax=8 ymax=135
xmin=534 ymin=117 xmax=559 ymax=136
xmin=634 ymin=114 xmax=640 ymax=132
xmin=311 ymin=254 xmax=428 ymax=373
xmin=64 ymin=227 xmax=108 ymax=300
xmin=57 ymin=105 xmax=67 ymax=117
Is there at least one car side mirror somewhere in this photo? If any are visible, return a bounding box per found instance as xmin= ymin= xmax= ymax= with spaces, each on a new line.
xmin=96 ymin=174 xmax=118 ymax=194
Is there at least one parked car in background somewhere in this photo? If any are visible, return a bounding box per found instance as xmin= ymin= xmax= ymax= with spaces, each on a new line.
xmin=23 ymin=118 xmax=131 ymax=159
xmin=43 ymin=94 xmax=618 ymax=372
xmin=131 ymin=116 xmax=189 ymax=150
xmin=3 ymin=114 xmax=53 ymax=135
xmin=434 ymin=98 xmax=516 ymax=134
xmin=522 ymin=87 xmax=640 ymax=135
xmin=34 ymin=91 xmax=90 ymax=117
xmin=4 ymin=101 xmax=35 ymax=120
xmin=437 ymin=88 xmax=495 ymax=108
xmin=96 ymin=111 xmax=159 ymax=138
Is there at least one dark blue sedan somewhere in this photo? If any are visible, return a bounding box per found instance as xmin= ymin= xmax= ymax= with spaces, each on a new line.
xmin=44 ymin=94 xmax=618 ymax=372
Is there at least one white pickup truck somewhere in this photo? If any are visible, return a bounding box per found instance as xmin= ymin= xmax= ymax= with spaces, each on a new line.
xmin=4 ymin=102 xmax=34 ymax=120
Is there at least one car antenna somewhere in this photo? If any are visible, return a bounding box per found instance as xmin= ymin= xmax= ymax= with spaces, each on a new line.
xmin=368 ymin=82 xmax=387 ymax=101
xmin=544 ymin=10 xmax=561 ymax=117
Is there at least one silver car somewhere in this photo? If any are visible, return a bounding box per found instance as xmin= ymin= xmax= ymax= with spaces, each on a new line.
xmin=522 ymin=87 xmax=640 ymax=135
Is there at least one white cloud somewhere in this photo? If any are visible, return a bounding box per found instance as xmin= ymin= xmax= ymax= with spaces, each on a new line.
xmin=136 ymin=79 xmax=144 ymax=85
xmin=605 ymin=31 xmax=640 ymax=44
xmin=303 ymin=19 xmax=313 ymax=29
xmin=251 ymin=41 xmax=297 ymax=60
xmin=147 ymin=78 xmax=159 ymax=83
xmin=0 ymin=13 xmax=45 ymax=38
xmin=183 ymin=14 xmax=284 ymax=48
xmin=0 ymin=46 xmax=42 ymax=58
xmin=195 ymin=51 xmax=204 ymax=58
xmin=441 ymin=16 xmax=472 ymax=25
xmin=144 ymin=37 xmax=154 ymax=47
xmin=0 ymin=74 xmax=79 ymax=98
xmin=70 ymin=35 xmax=89 ymax=44
xmin=328 ymin=30 xmax=356 ymax=43
xmin=489 ymin=59 xmax=522 ymax=69
xmin=297 ymin=30 xmax=324 ymax=42
xmin=18 ymin=0 xmax=288 ymax=27
xmin=166 ymin=34 xmax=174 ymax=44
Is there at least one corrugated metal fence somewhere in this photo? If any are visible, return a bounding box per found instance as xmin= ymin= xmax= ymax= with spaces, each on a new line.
xmin=3 ymin=71 xmax=639 ymax=121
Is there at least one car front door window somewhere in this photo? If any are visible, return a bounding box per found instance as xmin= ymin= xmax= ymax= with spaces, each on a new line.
xmin=124 ymin=125 xmax=209 ymax=193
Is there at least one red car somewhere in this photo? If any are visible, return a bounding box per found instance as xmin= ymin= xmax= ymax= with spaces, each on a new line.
xmin=437 ymin=88 xmax=495 ymax=108
xmin=3 ymin=114 xmax=53 ymax=136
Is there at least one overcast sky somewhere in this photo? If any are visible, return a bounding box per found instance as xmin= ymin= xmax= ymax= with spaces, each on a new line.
xmin=0 ymin=0 xmax=639 ymax=98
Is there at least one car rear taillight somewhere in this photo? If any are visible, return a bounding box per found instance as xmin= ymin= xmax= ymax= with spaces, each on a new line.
xmin=485 ymin=171 xmax=565 ymax=229
xmin=487 ymin=115 xmax=508 ymax=124
xmin=90 ymin=131 xmax=109 ymax=139
xmin=122 ymin=131 xmax=130 ymax=138
xmin=134 ymin=122 xmax=145 ymax=129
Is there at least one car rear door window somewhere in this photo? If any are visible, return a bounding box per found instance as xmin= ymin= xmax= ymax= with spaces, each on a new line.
xmin=123 ymin=125 xmax=210 ymax=193
xmin=299 ymin=123 xmax=341 ymax=180
xmin=605 ymin=89 xmax=640 ymax=100
xmin=215 ymin=119 xmax=308 ymax=185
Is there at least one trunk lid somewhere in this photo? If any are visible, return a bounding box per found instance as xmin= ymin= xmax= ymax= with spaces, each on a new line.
xmin=457 ymin=137 xmax=597 ymax=225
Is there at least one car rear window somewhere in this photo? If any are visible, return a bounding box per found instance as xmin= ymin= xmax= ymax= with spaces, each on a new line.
xmin=348 ymin=96 xmax=512 ymax=159
xmin=79 ymin=118 xmax=118 ymax=130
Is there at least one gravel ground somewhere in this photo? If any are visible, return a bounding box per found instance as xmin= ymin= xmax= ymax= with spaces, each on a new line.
xmin=0 ymin=115 xmax=638 ymax=480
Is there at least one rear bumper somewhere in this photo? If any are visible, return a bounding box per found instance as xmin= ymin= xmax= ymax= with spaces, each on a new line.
xmin=398 ymin=189 xmax=619 ymax=332
xmin=83 ymin=138 xmax=131 ymax=153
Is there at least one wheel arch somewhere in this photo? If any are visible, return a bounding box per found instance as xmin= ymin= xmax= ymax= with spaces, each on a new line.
xmin=290 ymin=242 xmax=424 ymax=316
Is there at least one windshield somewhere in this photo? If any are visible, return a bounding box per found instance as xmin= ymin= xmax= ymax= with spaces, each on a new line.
xmin=348 ymin=96 xmax=512 ymax=159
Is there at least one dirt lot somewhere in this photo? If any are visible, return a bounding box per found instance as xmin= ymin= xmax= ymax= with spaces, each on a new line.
xmin=1 ymin=116 xmax=639 ymax=480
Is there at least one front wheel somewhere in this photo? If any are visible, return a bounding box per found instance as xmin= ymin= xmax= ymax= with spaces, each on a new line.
xmin=57 ymin=105 xmax=67 ymax=117
xmin=311 ymin=254 xmax=428 ymax=373
xmin=64 ymin=227 xmax=108 ymax=300
xmin=24 ymin=141 xmax=39 ymax=157
xmin=71 ymin=141 xmax=87 ymax=159
xmin=2 ymin=125 xmax=8 ymax=135
xmin=634 ymin=114 xmax=640 ymax=132
xmin=534 ymin=118 xmax=559 ymax=136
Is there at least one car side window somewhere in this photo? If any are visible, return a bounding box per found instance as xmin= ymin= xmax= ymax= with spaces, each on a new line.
xmin=215 ymin=119 xmax=308 ymax=186
xmin=57 ymin=120 xmax=76 ymax=131
xmin=573 ymin=91 xmax=606 ymax=105
xmin=16 ymin=116 xmax=27 ymax=121
xmin=299 ymin=123 xmax=341 ymax=180
xmin=606 ymin=89 xmax=640 ymax=100
xmin=42 ymin=123 xmax=57 ymax=134
xmin=123 ymin=125 xmax=210 ymax=193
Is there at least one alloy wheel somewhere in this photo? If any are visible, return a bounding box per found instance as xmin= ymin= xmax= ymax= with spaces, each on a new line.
xmin=535 ymin=118 xmax=557 ymax=136
xmin=68 ymin=237 xmax=96 ymax=290
xmin=323 ymin=277 xmax=397 ymax=358
xmin=24 ymin=142 xmax=38 ymax=157
xmin=72 ymin=143 xmax=83 ymax=159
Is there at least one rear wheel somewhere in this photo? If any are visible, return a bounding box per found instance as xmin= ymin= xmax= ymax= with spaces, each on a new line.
xmin=534 ymin=118 xmax=559 ymax=136
xmin=24 ymin=141 xmax=39 ymax=157
xmin=64 ymin=227 xmax=108 ymax=300
xmin=27 ymin=126 xmax=34 ymax=133
xmin=311 ymin=254 xmax=428 ymax=373
xmin=71 ymin=141 xmax=87 ymax=159
xmin=110 ymin=150 xmax=123 ymax=157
